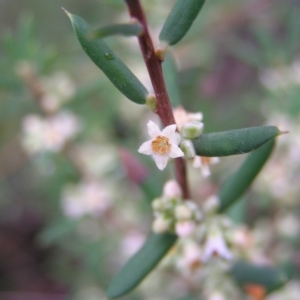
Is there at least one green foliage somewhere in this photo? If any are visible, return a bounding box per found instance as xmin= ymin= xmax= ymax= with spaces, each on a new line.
xmin=64 ymin=10 xmax=149 ymax=104
xmin=230 ymin=261 xmax=290 ymax=294
xmin=162 ymin=53 xmax=182 ymax=107
xmin=218 ymin=139 xmax=275 ymax=212
xmin=159 ymin=0 xmax=206 ymax=46
xmin=193 ymin=126 xmax=280 ymax=157
xmin=107 ymin=233 xmax=177 ymax=298
xmin=89 ymin=23 xmax=143 ymax=39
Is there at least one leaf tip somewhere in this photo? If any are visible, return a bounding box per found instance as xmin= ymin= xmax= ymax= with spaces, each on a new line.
xmin=279 ymin=130 xmax=289 ymax=135
xmin=61 ymin=7 xmax=72 ymax=19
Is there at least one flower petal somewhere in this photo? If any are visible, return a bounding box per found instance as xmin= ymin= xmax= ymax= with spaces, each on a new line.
xmin=147 ymin=121 xmax=161 ymax=138
xmin=169 ymin=144 xmax=184 ymax=158
xmin=153 ymin=154 xmax=169 ymax=170
xmin=162 ymin=124 xmax=177 ymax=142
xmin=138 ymin=140 xmax=153 ymax=155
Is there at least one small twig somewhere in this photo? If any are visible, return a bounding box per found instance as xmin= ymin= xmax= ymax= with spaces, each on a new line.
xmin=124 ymin=0 xmax=190 ymax=199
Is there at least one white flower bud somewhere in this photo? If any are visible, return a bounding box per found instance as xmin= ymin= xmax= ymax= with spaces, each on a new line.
xmin=152 ymin=216 xmax=171 ymax=233
xmin=175 ymin=204 xmax=193 ymax=220
xmin=180 ymin=140 xmax=196 ymax=158
xmin=181 ymin=121 xmax=204 ymax=139
xmin=175 ymin=220 xmax=196 ymax=237
xmin=163 ymin=180 xmax=182 ymax=199
xmin=186 ymin=201 xmax=203 ymax=221
xmin=152 ymin=198 xmax=165 ymax=212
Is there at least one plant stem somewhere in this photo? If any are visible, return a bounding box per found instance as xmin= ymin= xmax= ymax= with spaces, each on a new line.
xmin=125 ymin=0 xmax=190 ymax=199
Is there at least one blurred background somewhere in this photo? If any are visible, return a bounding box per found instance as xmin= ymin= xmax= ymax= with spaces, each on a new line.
xmin=0 ymin=0 xmax=299 ymax=299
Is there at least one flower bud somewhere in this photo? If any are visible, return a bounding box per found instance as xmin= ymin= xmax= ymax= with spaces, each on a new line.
xmin=175 ymin=204 xmax=193 ymax=220
xmin=152 ymin=216 xmax=171 ymax=233
xmin=152 ymin=198 xmax=165 ymax=212
xmin=163 ymin=180 xmax=182 ymax=199
xmin=180 ymin=140 xmax=196 ymax=158
xmin=146 ymin=94 xmax=158 ymax=112
xmin=181 ymin=121 xmax=204 ymax=139
xmin=175 ymin=220 xmax=196 ymax=237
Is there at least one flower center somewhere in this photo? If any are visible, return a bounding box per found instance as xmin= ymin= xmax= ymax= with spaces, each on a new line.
xmin=151 ymin=136 xmax=171 ymax=154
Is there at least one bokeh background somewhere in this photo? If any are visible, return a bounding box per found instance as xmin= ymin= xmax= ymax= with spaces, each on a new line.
xmin=0 ymin=0 xmax=299 ymax=299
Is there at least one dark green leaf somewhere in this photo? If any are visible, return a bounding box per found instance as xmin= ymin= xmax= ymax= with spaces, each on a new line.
xmin=63 ymin=9 xmax=148 ymax=104
xmin=218 ymin=139 xmax=275 ymax=212
xmin=89 ymin=23 xmax=143 ymax=39
xmin=159 ymin=0 xmax=206 ymax=46
xmin=230 ymin=261 xmax=289 ymax=293
xmin=192 ymin=126 xmax=280 ymax=157
xmin=107 ymin=233 xmax=177 ymax=298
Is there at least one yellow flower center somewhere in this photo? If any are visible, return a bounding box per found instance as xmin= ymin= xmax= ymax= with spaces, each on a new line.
xmin=151 ymin=136 xmax=171 ymax=154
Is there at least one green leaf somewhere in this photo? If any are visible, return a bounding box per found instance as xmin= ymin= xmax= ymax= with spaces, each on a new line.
xmin=38 ymin=218 xmax=79 ymax=246
xmin=159 ymin=0 xmax=206 ymax=46
xmin=218 ymin=139 xmax=275 ymax=213
xmin=107 ymin=233 xmax=177 ymax=298
xmin=63 ymin=9 xmax=148 ymax=104
xmin=230 ymin=261 xmax=289 ymax=293
xmin=89 ymin=23 xmax=143 ymax=39
xmin=162 ymin=52 xmax=182 ymax=107
xmin=192 ymin=126 xmax=280 ymax=157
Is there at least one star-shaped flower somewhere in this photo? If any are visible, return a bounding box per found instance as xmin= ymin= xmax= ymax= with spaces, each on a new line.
xmin=138 ymin=121 xmax=184 ymax=170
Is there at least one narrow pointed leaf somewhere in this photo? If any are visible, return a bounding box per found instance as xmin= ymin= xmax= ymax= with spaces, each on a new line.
xmin=89 ymin=23 xmax=143 ymax=39
xmin=159 ymin=0 xmax=206 ymax=46
xmin=193 ymin=126 xmax=280 ymax=157
xmin=230 ymin=261 xmax=289 ymax=293
xmin=162 ymin=52 xmax=182 ymax=107
xmin=107 ymin=233 xmax=177 ymax=298
xmin=218 ymin=139 xmax=275 ymax=213
xmin=64 ymin=10 xmax=148 ymax=104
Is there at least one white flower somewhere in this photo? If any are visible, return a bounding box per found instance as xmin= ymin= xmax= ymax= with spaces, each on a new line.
xmin=173 ymin=106 xmax=203 ymax=130
xmin=138 ymin=121 xmax=184 ymax=170
xmin=202 ymin=228 xmax=233 ymax=262
xmin=193 ymin=156 xmax=220 ymax=177
xmin=177 ymin=240 xmax=202 ymax=273
xmin=61 ymin=180 xmax=111 ymax=218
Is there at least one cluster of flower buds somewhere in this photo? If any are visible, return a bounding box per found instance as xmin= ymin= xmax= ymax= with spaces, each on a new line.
xmin=173 ymin=106 xmax=220 ymax=177
xmin=151 ymin=180 xmax=202 ymax=236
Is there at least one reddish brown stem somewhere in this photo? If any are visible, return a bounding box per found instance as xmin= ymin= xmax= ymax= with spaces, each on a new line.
xmin=125 ymin=0 xmax=190 ymax=199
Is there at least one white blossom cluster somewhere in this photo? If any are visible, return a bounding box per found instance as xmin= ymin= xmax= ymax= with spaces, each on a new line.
xmin=151 ymin=181 xmax=242 ymax=267
xmin=61 ymin=179 xmax=112 ymax=218
xmin=21 ymin=111 xmax=81 ymax=154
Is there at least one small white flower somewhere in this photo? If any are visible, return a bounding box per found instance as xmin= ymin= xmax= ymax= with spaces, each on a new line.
xmin=175 ymin=220 xmax=196 ymax=237
xmin=173 ymin=106 xmax=203 ymax=130
xmin=138 ymin=121 xmax=184 ymax=170
xmin=202 ymin=229 xmax=233 ymax=262
xmin=193 ymin=156 xmax=220 ymax=177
